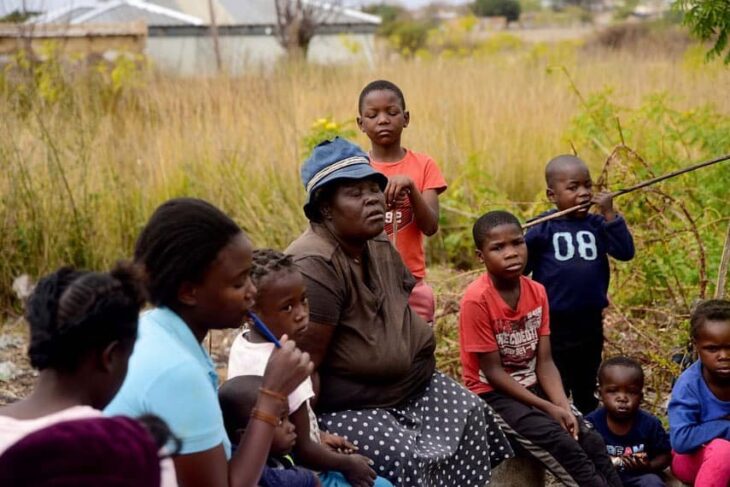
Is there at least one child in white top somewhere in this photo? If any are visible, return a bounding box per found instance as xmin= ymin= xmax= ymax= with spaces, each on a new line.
xmin=227 ymin=249 xmax=392 ymax=487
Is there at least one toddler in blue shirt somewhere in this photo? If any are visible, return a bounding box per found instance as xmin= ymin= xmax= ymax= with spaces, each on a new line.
xmin=525 ymin=154 xmax=635 ymax=413
xmin=587 ymin=357 xmax=671 ymax=486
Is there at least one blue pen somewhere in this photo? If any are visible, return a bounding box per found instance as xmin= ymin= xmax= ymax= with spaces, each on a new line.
xmin=248 ymin=311 xmax=282 ymax=348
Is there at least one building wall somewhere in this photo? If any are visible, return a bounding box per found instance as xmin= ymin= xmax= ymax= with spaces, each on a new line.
xmin=0 ymin=22 xmax=146 ymax=58
xmin=146 ymin=33 xmax=375 ymax=75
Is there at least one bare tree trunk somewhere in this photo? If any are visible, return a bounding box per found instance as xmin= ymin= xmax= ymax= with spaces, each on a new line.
xmin=207 ymin=0 xmax=222 ymax=73
xmin=274 ymin=0 xmax=340 ymax=58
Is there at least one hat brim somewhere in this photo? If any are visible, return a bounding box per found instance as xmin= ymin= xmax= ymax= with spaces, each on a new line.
xmin=304 ymin=166 xmax=388 ymax=220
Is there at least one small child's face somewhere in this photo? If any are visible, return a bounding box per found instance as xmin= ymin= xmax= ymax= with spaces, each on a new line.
xmin=547 ymin=162 xmax=593 ymax=217
xmin=695 ymin=319 xmax=730 ymax=385
xmin=254 ymin=270 xmax=309 ymax=342
xmin=357 ymin=89 xmax=409 ymax=147
xmin=599 ymin=365 xmax=643 ymax=421
xmin=271 ymin=414 xmax=297 ymax=456
xmin=477 ymin=223 xmax=527 ymax=280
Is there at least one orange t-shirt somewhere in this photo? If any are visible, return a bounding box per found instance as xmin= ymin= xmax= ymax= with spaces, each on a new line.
xmin=459 ymin=274 xmax=550 ymax=395
xmin=370 ymin=149 xmax=447 ymax=279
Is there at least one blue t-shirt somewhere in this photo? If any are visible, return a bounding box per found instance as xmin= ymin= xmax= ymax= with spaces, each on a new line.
xmin=105 ymin=307 xmax=231 ymax=457
xmin=586 ymin=407 xmax=670 ymax=461
xmin=524 ymin=211 xmax=634 ymax=313
xmin=668 ymin=360 xmax=730 ymax=454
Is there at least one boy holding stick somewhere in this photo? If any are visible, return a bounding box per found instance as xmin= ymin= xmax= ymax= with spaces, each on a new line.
xmin=525 ymin=155 xmax=635 ymax=414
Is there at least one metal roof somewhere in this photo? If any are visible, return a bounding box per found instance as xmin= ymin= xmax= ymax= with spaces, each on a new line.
xmin=27 ymin=0 xmax=378 ymax=28
xmin=147 ymin=0 xmax=380 ymax=26
xmin=30 ymin=0 xmax=203 ymax=26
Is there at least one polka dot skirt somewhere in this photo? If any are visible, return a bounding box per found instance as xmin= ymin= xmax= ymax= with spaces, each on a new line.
xmin=319 ymin=372 xmax=513 ymax=486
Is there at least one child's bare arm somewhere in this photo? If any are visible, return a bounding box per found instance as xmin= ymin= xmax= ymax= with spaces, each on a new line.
xmin=535 ymin=336 xmax=571 ymax=410
xmin=320 ymin=431 xmax=358 ymax=454
xmin=385 ymin=175 xmax=439 ymax=236
xmin=291 ymin=405 xmax=375 ymax=485
xmin=479 ymin=351 xmax=578 ymax=439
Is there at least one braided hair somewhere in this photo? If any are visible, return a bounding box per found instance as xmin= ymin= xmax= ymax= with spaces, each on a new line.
xmin=133 ymin=198 xmax=242 ymax=307
xmin=251 ymin=248 xmax=296 ymax=288
xmin=690 ymin=299 xmax=730 ymax=340
xmin=26 ymin=262 xmax=146 ymax=371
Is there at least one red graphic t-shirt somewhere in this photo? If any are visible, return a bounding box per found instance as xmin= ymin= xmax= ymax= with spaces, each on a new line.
xmin=370 ymin=149 xmax=447 ymax=279
xmin=459 ymin=274 xmax=550 ymax=395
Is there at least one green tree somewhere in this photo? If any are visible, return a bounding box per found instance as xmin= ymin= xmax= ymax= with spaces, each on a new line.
xmin=674 ymin=0 xmax=730 ymax=63
xmin=472 ymin=0 xmax=522 ymax=24
xmin=362 ymin=3 xmax=408 ymax=37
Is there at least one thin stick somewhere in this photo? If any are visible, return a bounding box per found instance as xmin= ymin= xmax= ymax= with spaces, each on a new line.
xmin=392 ymin=206 xmax=399 ymax=248
xmin=523 ymin=154 xmax=730 ymax=229
xmin=716 ymin=222 xmax=730 ymax=300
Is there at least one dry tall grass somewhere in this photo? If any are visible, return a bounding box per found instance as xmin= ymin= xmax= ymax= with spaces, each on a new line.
xmin=1 ymin=43 xmax=729 ymax=311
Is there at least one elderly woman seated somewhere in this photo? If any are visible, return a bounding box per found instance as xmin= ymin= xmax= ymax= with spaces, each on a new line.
xmin=286 ymin=138 xmax=513 ymax=487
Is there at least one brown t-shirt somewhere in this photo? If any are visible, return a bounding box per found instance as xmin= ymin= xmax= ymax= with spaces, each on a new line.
xmin=286 ymin=224 xmax=436 ymax=412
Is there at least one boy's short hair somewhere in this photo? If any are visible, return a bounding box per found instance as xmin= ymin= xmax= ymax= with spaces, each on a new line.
xmin=472 ymin=211 xmax=522 ymax=249
xmin=219 ymin=375 xmax=263 ymax=444
xmin=358 ymin=80 xmax=406 ymax=114
xmin=690 ymin=299 xmax=730 ymax=339
xmin=597 ymin=356 xmax=644 ymax=386
xmin=545 ymin=154 xmax=588 ymax=187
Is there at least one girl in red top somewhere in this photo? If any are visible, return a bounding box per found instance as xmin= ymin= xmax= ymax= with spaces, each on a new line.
xmin=357 ymin=80 xmax=447 ymax=324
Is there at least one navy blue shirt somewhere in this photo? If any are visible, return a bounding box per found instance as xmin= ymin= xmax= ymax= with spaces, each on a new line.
xmin=524 ymin=211 xmax=634 ymax=312
xmin=586 ymin=408 xmax=670 ymax=460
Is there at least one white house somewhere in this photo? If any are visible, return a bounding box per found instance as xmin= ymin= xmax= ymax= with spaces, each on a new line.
xmin=25 ymin=0 xmax=380 ymax=75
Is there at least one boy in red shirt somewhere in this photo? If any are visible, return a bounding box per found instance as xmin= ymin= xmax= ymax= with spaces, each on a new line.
xmin=357 ymin=80 xmax=447 ymax=323
xmin=459 ymin=210 xmax=621 ymax=487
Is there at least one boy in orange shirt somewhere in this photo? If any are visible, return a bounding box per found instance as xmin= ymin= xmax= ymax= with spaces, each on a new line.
xmin=357 ymin=80 xmax=447 ymax=323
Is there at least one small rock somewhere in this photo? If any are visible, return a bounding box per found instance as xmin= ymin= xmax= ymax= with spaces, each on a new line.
xmin=12 ymin=275 xmax=34 ymax=301
xmin=0 ymin=335 xmax=24 ymax=350
xmin=0 ymin=361 xmax=20 ymax=382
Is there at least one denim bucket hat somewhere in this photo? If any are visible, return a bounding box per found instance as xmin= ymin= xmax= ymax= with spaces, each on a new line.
xmin=302 ymin=137 xmax=387 ymax=219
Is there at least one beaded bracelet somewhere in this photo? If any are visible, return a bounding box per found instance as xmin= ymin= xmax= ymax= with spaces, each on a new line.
xmin=251 ymin=408 xmax=280 ymax=427
xmin=259 ymin=387 xmax=287 ymax=403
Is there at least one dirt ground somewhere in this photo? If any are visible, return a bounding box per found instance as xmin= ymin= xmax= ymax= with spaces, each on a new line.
xmin=0 ymin=316 xmax=34 ymax=406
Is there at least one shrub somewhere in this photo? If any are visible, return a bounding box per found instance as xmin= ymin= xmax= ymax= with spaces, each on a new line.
xmin=472 ymin=0 xmax=522 ymax=24
xmin=387 ymin=19 xmax=436 ymax=57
